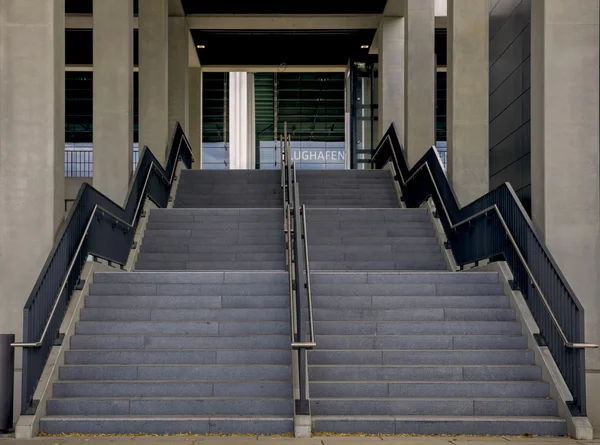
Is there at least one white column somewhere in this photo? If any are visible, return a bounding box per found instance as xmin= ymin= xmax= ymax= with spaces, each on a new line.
xmin=0 ymin=0 xmax=65 ymax=416
xmin=446 ymin=0 xmax=489 ymax=206
xmin=229 ymin=72 xmax=255 ymax=170
xmin=93 ymin=0 xmax=134 ymax=204
xmin=189 ymin=67 xmax=202 ymax=169
xmin=168 ymin=17 xmax=189 ymax=134
xmin=139 ymin=0 xmax=169 ymax=165
xmin=530 ymin=0 xmax=600 ymax=428
xmin=377 ymin=17 xmax=405 ymax=141
xmin=247 ymin=73 xmax=256 ymax=169
xmin=404 ymin=0 xmax=436 ymax=166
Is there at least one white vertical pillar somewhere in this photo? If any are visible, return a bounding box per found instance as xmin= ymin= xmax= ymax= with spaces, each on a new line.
xmin=0 ymin=0 xmax=65 ymax=416
xmin=139 ymin=0 xmax=169 ymax=165
xmin=446 ymin=0 xmax=489 ymax=206
xmin=404 ymin=0 xmax=436 ymax=166
xmin=530 ymin=0 xmax=600 ymax=428
xmin=168 ymin=17 xmax=189 ymax=135
xmin=189 ymin=67 xmax=202 ymax=169
xmin=247 ymin=73 xmax=256 ymax=169
xmin=229 ymin=72 xmax=255 ymax=170
xmin=377 ymin=17 xmax=405 ymax=141
xmin=93 ymin=0 xmax=134 ymax=204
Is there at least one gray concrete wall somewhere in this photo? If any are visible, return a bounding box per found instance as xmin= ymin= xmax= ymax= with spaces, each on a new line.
xmin=0 ymin=0 xmax=65 ymax=420
xmin=488 ymin=0 xmax=531 ymax=212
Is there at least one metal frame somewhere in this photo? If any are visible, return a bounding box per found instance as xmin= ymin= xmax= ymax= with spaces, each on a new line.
xmin=13 ymin=123 xmax=194 ymax=415
xmin=371 ymin=123 xmax=597 ymax=416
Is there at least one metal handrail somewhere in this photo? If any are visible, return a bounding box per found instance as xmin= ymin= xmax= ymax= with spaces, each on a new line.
xmin=381 ymin=137 xmax=597 ymax=350
xmin=299 ymin=204 xmax=315 ymax=349
xmin=12 ymin=133 xmax=192 ymax=349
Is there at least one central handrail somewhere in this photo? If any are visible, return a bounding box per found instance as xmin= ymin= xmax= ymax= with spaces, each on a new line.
xmin=371 ymin=123 xmax=597 ymax=416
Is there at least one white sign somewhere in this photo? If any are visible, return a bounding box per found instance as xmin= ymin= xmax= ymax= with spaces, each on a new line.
xmin=292 ymin=150 xmax=345 ymax=162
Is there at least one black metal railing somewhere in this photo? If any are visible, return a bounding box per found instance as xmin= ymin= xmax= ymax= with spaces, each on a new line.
xmin=371 ymin=123 xmax=598 ymax=416
xmin=13 ymin=123 xmax=194 ymax=415
xmin=281 ymin=130 xmax=315 ymax=416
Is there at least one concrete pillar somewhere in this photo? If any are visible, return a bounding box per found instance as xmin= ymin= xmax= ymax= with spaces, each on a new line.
xmin=404 ymin=0 xmax=436 ymax=167
xmin=189 ymin=68 xmax=202 ymax=169
xmin=168 ymin=17 xmax=189 ymax=135
xmin=446 ymin=0 xmax=489 ymax=206
xmin=530 ymin=0 xmax=600 ymax=428
xmin=139 ymin=0 xmax=169 ymax=165
xmin=93 ymin=0 xmax=134 ymax=205
xmin=229 ymin=72 xmax=255 ymax=170
xmin=377 ymin=17 xmax=405 ymax=142
xmin=0 ymin=0 xmax=65 ymax=417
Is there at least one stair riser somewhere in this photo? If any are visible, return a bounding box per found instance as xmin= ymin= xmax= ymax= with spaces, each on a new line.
xmin=79 ymin=308 xmax=289 ymax=322
xmin=311 ymin=418 xmax=565 ymax=436
xmin=310 ymin=399 xmax=557 ymax=416
xmin=65 ymin=350 xmax=291 ymax=365
xmin=53 ymin=381 xmax=292 ymax=398
xmin=86 ymin=295 xmax=289 ymax=309
xmin=47 ymin=399 xmax=294 ymax=416
xmin=312 ymin=308 xmax=515 ymax=322
xmin=314 ymin=321 xmax=523 ymax=336
xmin=93 ymin=271 xmax=289 ymax=284
xmin=71 ymin=335 xmax=289 ymax=350
xmin=312 ymin=296 xmax=510 ymax=309
xmin=312 ymin=283 xmax=504 ymax=296
xmin=140 ymin=244 xmax=284 ymax=254
xmin=137 ymin=253 xmax=284 ymax=262
xmin=76 ymin=321 xmax=289 ymax=336
xmin=310 ymin=272 xmax=499 ymax=284
xmin=309 ymin=382 xmax=548 ymax=398
xmin=135 ymin=261 xmax=285 ymax=271
xmin=90 ymin=283 xmax=289 ymax=296
xmin=310 ymin=261 xmax=448 ymax=271
xmin=41 ymin=418 xmax=293 ymax=435
xmin=60 ymin=365 xmax=292 ymax=381
xmin=314 ymin=335 xmax=527 ymax=350
xmin=308 ymin=366 xmax=542 ymax=382
xmin=308 ymin=350 xmax=534 ymax=365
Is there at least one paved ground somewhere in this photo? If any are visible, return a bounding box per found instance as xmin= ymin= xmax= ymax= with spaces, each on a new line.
xmin=0 ymin=436 xmax=599 ymax=445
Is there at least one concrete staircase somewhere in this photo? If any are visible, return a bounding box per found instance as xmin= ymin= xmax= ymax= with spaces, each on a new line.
xmin=174 ymin=170 xmax=281 ymax=208
xmin=306 ymin=208 xmax=446 ymax=271
xmin=136 ymin=209 xmax=285 ymax=271
xmin=308 ymin=271 xmax=566 ymax=435
xmin=297 ymin=170 xmax=398 ymax=208
xmin=40 ymin=271 xmax=293 ymax=434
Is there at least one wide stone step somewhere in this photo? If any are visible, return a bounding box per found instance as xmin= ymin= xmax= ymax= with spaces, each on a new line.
xmin=140 ymin=243 xmax=284 ymax=254
xmin=309 ymin=381 xmax=549 ymax=398
xmin=310 ymin=398 xmax=557 ymax=416
xmin=60 ymin=364 xmax=292 ymax=381
xmin=311 ymin=271 xmax=499 ymax=284
xmin=93 ymin=271 xmax=288 ymax=284
xmin=145 ymin=221 xmax=283 ymax=231
xmin=312 ymin=308 xmax=515 ymax=322
xmin=53 ymin=380 xmax=292 ymax=398
xmin=311 ymin=415 xmax=566 ymax=435
xmin=65 ymin=349 xmax=291 ymax=365
xmin=174 ymin=200 xmax=281 ymax=208
xmin=90 ymin=283 xmax=289 ymax=296
xmin=308 ymin=244 xmax=442 ymax=256
xmin=142 ymin=228 xmax=283 ymax=239
xmin=314 ymin=321 xmax=522 ymax=336
xmin=79 ymin=308 xmax=289 ymax=322
xmin=311 ymin=283 xmax=504 ymax=296
xmin=308 ymin=365 xmax=542 ymax=382
xmin=76 ymin=321 xmax=289 ymax=335
xmin=136 ymin=253 xmax=284 ymax=263
xmin=135 ymin=260 xmax=285 ymax=271
xmin=86 ymin=294 xmax=289 ymax=309
xmin=308 ymin=349 xmax=534 ymax=365
xmin=307 ymin=209 xmax=429 ymax=222
xmin=40 ymin=415 xmax=293 ymax=434
xmin=46 ymin=397 xmax=294 ymax=416
xmin=70 ymin=334 xmax=289 ymax=349
xmin=308 ymin=236 xmax=443 ymax=246
xmin=310 ymin=260 xmax=447 ymax=271
xmin=314 ymin=334 xmax=526 ymax=350
xmin=140 ymin=236 xmax=284 ymax=247
xmin=312 ymin=295 xmax=510 ymax=309
xmin=309 ymin=228 xmax=436 ymax=239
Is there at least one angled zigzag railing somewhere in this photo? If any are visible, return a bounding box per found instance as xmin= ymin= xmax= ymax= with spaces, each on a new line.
xmin=371 ymin=123 xmax=597 ymax=416
xmin=13 ymin=123 xmax=194 ymax=415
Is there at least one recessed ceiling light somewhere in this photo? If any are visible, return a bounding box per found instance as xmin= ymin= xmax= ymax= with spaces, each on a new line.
xmin=197 ymin=44 xmax=206 ymax=49
xmin=361 ymin=45 xmax=369 ymax=49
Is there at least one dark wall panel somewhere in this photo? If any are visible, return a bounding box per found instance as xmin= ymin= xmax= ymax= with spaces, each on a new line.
xmin=489 ymin=0 xmax=531 ymax=213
